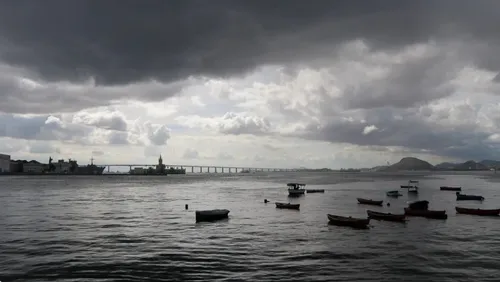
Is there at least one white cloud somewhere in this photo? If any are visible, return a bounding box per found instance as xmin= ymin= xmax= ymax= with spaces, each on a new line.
xmin=363 ymin=125 xmax=378 ymax=135
xmin=72 ymin=110 xmax=128 ymax=131
xmin=176 ymin=112 xmax=271 ymax=135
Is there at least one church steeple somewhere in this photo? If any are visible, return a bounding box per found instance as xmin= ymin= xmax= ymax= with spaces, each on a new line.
xmin=158 ymin=154 xmax=163 ymax=165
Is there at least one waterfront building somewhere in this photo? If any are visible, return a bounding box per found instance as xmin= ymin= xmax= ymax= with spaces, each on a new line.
xmin=0 ymin=153 xmax=10 ymax=173
xmin=53 ymin=159 xmax=73 ymax=173
xmin=156 ymin=155 xmax=166 ymax=174
xmin=23 ymin=161 xmax=44 ymax=173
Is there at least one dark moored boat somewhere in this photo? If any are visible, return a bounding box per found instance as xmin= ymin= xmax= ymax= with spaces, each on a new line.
xmin=440 ymin=186 xmax=462 ymax=191
xmin=275 ymin=202 xmax=300 ymax=210
xmin=404 ymin=208 xmax=448 ymax=219
xmin=306 ymin=189 xmax=325 ymax=193
xmin=195 ymin=209 xmax=230 ymax=222
xmin=408 ymin=200 xmax=429 ymax=210
xmin=456 ymin=192 xmax=484 ymax=201
xmin=401 ymin=180 xmax=419 ymax=189
xmin=357 ymin=198 xmax=383 ymax=206
xmin=367 ymin=210 xmax=406 ymax=222
xmin=455 ymin=207 xmax=500 ymax=216
xmin=386 ymin=190 xmax=402 ymax=197
xmin=327 ymin=214 xmax=370 ymax=229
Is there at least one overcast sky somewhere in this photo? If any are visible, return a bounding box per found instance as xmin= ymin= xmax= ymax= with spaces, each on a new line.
xmin=1 ymin=0 xmax=500 ymax=168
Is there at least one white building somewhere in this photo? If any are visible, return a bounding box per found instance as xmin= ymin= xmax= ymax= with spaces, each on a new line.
xmin=0 ymin=154 xmax=10 ymax=173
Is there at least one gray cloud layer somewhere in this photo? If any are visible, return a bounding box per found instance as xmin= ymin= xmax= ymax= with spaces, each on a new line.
xmin=1 ymin=0 xmax=499 ymax=85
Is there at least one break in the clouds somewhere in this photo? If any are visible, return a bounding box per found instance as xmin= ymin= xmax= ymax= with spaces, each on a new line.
xmin=1 ymin=0 xmax=500 ymax=168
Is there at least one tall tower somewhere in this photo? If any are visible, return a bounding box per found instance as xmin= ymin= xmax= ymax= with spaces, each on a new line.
xmin=157 ymin=154 xmax=165 ymax=174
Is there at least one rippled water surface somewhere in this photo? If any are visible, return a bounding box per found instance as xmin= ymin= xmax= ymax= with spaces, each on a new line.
xmin=1 ymin=172 xmax=500 ymax=281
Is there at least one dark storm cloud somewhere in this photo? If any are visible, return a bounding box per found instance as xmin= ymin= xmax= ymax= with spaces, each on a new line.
xmin=294 ymin=106 xmax=500 ymax=161
xmin=0 ymin=0 xmax=498 ymax=86
xmin=342 ymin=50 xmax=459 ymax=110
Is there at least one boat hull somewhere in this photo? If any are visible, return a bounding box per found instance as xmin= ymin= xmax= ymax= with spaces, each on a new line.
xmin=357 ymin=198 xmax=383 ymax=206
xmin=276 ymin=202 xmax=300 ymax=210
xmin=306 ymin=189 xmax=325 ymax=193
xmin=367 ymin=210 xmax=406 ymax=222
xmin=195 ymin=209 xmax=230 ymax=222
xmin=327 ymin=214 xmax=370 ymax=229
xmin=288 ymin=189 xmax=305 ymax=195
xmin=404 ymin=208 xmax=447 ymax=219
xmin=455 ymin=207 xmax=500 ymax=216
xmin=440 ymin=186 xmax=462 ymax=191
xmin=456 ymin=193 xmax=484 ymax=201
xmin=386 ymin=192 xmax=402 ymax=197
xmin=408 ymin=200 xmax=429 ymax=210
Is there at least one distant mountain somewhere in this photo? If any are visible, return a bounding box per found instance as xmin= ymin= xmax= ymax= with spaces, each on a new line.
xmin=435 ymin=160 xmax=490 ymax=171
xmin=479 ymin=160 xmax=500 ymax=168
xmin=372 ymin=157 xmax=500 ymax=172
xmin=384 ymin=157 xmax=435 ymax=171
xmin=434 ymin=162 xmax=457 ymax=170
xmin=370 ymin=165 xmax=389 ymax=172
xmin=452 ymin=160 xmax=489 ymax=171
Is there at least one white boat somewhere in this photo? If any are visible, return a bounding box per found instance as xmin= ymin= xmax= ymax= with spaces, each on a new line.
xmin=287 ymin=183 xmax=306 ymax=195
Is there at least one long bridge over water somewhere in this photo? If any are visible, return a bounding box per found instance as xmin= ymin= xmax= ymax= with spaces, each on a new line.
xmin=97 ymin=164 xmax=301 ymax=173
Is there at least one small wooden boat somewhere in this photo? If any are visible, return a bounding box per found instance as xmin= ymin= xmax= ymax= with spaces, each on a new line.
xmin=306 ymin=189 xmax=325 ymax=193
xmin=275 ymin=202 xmax=300 ymax=210
xmin=408 ymin=187 xmax=418 ymax=194
xmin=404 ymin=208 xmax=448 ymax=219
xmin=367 ymin=210 xmax=406 ymax=222
xmin=357 ymin=198 xmax=383 ymax=206
xmin=455 ymin=207 xmax=500 ymax=216
xmin=408 ymin=200 xmax=429 ymax=210
xmin=327 ymin=214 xmax=370 ymax=229
xmin=456 ymin=192 xmax=484 ymax=201
xmin=287 ymin=183 xmax=306 ymax=196
xmin=440 ymin=186 xmax=462 ymax=191
xmin=401 ymin=180 xmax=419 ymax=189
xmin=386 ymin=190 xmax=402 ymax=197
xmin=195 ymin=209 xmax=230 ymax=222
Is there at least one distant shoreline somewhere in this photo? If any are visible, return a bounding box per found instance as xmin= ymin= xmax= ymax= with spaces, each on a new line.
xmin=0 ymin=170 xmax=496 ymax=177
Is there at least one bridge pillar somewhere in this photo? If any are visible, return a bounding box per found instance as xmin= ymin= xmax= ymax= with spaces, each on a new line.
xmin=107 ymin=166 xmax=110 ymax=173
xmin=191 ymin=166 xmax=194 ymax=173
xmin=215 ymin=167 xmax=217 ymax=173
xmin=222 ymin=167 xmax=224 ymax=173
xmin=207 ymin=167 xmax=210 ymax=173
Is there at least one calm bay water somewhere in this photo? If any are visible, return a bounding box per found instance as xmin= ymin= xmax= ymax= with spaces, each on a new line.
xmin=1 ymin=172 xmax=500 ymax=281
